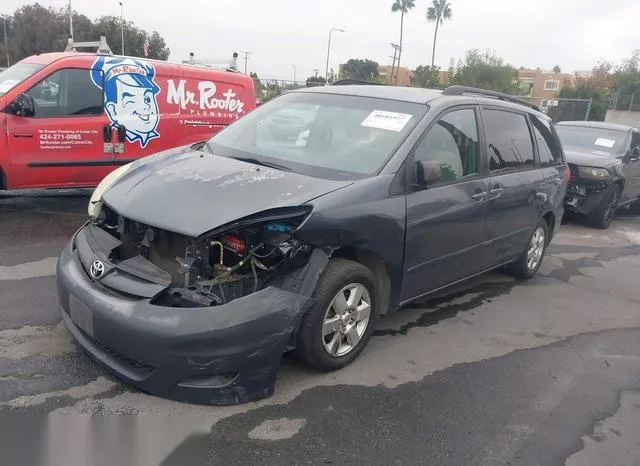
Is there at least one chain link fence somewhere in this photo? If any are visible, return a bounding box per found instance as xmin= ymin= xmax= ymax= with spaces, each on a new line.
xmin=254 ymin=78 xmax=325 ymax=103
xmin=525 ymin=97 xmax=593 ymax=122
xmin=608 ymin=93 xmax=639 ymax=112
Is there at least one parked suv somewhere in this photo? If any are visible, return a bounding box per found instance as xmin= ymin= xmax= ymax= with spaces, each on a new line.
xmin=56 ymin=84 xmax=569 ymax=405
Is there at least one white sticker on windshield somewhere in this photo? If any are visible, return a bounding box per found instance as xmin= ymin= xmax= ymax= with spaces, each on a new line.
xmin=594 ymin=137 xmax=615 ymax=148
xmin=0 ymin=79 xmax=19 ymax=93
xmin=361 ymin=110 xmax=413 ymax=132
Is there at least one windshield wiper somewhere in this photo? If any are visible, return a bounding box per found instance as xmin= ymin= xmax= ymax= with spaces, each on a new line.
xmin=228 ymin=156 xmax=292 ymax=172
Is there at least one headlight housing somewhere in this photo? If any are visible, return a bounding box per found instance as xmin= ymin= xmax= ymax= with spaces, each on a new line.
xmin=88 ymin=163 xmax=133 ymax=218
xmin=577 ymin=166 xmax=611 ymax=180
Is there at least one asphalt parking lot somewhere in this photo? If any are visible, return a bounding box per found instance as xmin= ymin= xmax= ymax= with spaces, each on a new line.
xmin=1 ymin=190 xmax=639 ymax=466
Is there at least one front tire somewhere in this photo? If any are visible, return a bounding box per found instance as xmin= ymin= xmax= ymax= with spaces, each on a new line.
xmin=296 ymin=258 xmax=378 ymax=372
xmin=507 ymin=218 xmax=549 ymax=280
xmin=588 ymin=184 xmax=620 ymax=229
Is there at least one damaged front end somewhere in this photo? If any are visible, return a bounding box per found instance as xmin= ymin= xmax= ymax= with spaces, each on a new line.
xmin=58 ymin=203 xmax=330 ymax=405
xmin=94 ymin=203 xmax=316 ymax=306
xmin=564 ymin=163 xmax=616 ymax=214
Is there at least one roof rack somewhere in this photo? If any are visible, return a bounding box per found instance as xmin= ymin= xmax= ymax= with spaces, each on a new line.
xmin=64 ymin=35 xmax=113 ymax=54
xmin=331 ymin=79 xmax=384 ymax=86
xmin=442 ymin=85 xmax=540 ymax=111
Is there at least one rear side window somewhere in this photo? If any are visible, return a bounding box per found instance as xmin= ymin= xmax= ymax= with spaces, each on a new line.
xmin=631 ymin=131 xmax=640 ymax=151
xmin=25 ymin=68 xmax=103 ymax=118
xmin=530 ymin=114 xmax=563 ymax=165
xmin=482 ymin=109 xmax=535 ymax=172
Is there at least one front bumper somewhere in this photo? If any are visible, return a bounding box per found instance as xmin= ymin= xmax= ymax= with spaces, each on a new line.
xmin=56 ymin=232 xmax=316 ymax=406
xmin=564 ymin=177 xmax=612 ymax=215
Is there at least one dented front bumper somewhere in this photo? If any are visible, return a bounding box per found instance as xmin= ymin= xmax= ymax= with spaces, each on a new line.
xmin=564 ymin=178 xmax=613 ymax=215
xmin=56 ymin=229 xmax=319 ymax=406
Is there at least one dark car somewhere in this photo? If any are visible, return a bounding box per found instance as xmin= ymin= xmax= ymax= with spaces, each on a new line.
xmin=556 ymin=121 xmax=640 ymax=228
xmin=56 ymin=84 xmax=568 ymax=405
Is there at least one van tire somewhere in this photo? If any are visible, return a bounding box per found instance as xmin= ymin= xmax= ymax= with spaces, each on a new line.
xmin=506 ymin=218 xmax=549 ymax=280
xmin=295 ymin=258 xmax=378 ymax=372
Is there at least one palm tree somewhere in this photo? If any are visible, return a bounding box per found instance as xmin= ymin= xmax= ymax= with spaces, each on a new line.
xmin=426 ymin=0 xmax=452 ymax=68
xmin=391 ymin=0 xmax=415 ymax=85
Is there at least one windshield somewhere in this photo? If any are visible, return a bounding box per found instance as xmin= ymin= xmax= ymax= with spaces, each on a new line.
xmin=556 ymin=125 xmax=629 ymax=155
xmin=0 ymin=63 xmax=44 ymax=96
xmin=207 ymin=91 xmax=427 ymax=180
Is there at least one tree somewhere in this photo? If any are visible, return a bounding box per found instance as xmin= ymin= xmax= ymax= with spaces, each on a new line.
xmin=426 ymin=0 xmax=452 ymax=68
xmin=411 ymin=65 xmax=441 ymax=88
xmin=306 ymin=75 xmax=326 ymax=87
xmin=1 ymin=3 xmax=170 ymax=63
xmin=553 ymin=65 xmax=561 ymax=74
xmin=340 ymin=58 xmax=381 ymax=82
xmin=391 ymin=0 xmax=416 ymax=85
xmin=452 ymin=49 xmax=519 ymax=93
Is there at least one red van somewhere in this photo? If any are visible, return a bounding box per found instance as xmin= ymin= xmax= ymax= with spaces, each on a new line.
xmin=0 ymin=52 xmax=256 ymax=190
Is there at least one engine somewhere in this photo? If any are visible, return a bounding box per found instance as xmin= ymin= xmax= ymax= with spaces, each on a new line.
xmin=160 ymin=220 xmax=311 ymax=308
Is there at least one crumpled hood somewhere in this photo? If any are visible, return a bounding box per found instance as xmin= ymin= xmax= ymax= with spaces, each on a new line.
xmin=102 ymin=147 xmax=353 ymax=237
xmin=563 ymin=148 xmax=621 ymax=168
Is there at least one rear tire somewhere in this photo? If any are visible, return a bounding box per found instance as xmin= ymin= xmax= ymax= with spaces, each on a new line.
xmin=295 ymin=258 xmax=378 ymax=372
xmin=506 ymin=218 xmax=549 ymax=280
xmin=588 ymin=184 xmax=620 ymax=229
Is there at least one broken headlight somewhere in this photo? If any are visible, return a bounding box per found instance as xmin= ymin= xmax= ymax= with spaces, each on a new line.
xmin=88 ymin=162 xmax=134 ymax=218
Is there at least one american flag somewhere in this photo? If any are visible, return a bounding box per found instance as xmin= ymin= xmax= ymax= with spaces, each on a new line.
xmin=143 ymin=37 xmax=150 ymax=57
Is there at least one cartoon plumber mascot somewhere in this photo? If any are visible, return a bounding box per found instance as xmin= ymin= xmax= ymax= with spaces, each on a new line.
xmin=90 ymin=56 xmax=161 ymax=148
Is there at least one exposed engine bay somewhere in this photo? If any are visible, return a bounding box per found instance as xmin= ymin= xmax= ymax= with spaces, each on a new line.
xmin=94 ymin=204 xmax=313 ymax=307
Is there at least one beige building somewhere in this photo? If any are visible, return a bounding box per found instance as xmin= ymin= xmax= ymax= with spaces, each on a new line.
xmin=516 ymin=68 xmax=575 ymax=111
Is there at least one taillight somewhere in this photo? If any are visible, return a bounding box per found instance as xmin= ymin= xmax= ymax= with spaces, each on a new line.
xmin=563 ymin=165 xmax=570 ymax=183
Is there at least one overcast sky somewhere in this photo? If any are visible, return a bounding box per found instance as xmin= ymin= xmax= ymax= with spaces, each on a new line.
xmin=4 ymin=0 xmax=639 ymax=80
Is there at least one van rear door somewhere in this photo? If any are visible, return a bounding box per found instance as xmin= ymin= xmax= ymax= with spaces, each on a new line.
xmin=5 ymin=65 xmax=112 ymax=189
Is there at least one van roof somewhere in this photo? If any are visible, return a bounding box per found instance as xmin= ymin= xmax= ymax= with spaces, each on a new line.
xmin=21 ymin=52 xmax=242 ymax=74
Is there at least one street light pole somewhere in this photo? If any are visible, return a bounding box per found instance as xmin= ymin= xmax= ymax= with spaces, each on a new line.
xmin=119 ymin=2 xmax=124 ymax=55
xmin=325 ymin=27 xmax=344 ymax=84
xmin=291 ymin=64 xmax=297 ymax=85
xmin=1 ymin=15 xmax=9 ymax=67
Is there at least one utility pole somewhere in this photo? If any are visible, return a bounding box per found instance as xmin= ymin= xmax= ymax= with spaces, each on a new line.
xmin=119 ymin=2 xmax=125 ymax=55
xmin=239 ymin=51 xmax=251 ymax=74
xmin=1 ymin=14 xmax=9 ymax=67
xmin=68 ymin=0 xmax=73 ymax=40
xmin=291 ymin=64 xmax=297 ymax=84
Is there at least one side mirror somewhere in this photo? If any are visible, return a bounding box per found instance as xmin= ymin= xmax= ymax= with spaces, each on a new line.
xmin=8 ymin=93 xmax=36 ymax=117
xmin=415 ymin=160 xmax=443 ymax=188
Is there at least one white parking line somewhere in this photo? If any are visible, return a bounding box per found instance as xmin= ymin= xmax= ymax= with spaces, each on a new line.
xmin=0 ymin=257 xmax=58 ymax=281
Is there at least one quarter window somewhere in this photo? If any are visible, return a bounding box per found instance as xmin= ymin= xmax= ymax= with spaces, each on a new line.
xmin=482 ymin=109 xmax=535 ymax=172
xmin=413 ymin=108 xmax=480 ymax=183
xmin=25 ymin=68 xmax=103 ymax=118
xmin=530 ymin=114 xmax=563 ymax=166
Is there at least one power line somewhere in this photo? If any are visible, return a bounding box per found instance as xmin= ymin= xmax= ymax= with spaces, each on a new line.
xmin=239 ymin=50 xmax=252 ymax=74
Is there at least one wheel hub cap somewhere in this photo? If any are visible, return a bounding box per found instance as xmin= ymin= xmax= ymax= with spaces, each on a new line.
xmin=322 ymin=283 xmax=372 ymax=357
xmin=526 ymin=227 xmax=545 ymax=271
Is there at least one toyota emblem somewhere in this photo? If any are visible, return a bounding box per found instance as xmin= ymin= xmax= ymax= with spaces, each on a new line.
xmin=89 ymin=260 xmax=105 ymax=279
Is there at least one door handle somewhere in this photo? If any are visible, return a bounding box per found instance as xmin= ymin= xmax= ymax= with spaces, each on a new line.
xmin=489 ymin=187 xmax=504 ymax=195
xmin=471 ymin=192 xmax=487 ymax=201
xmin=13 ymin=133 xmax=33 ymax=138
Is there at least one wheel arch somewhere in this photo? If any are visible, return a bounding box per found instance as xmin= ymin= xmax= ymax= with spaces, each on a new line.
xmin=0 ymin=165 xmax=6 ymax=191
xmin=332 ymin=246 xmax=393 ymax=316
